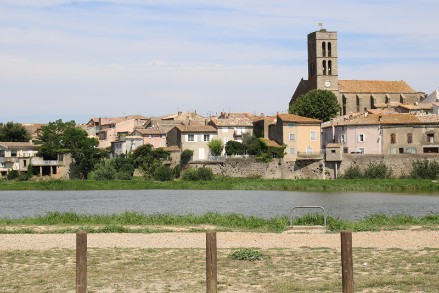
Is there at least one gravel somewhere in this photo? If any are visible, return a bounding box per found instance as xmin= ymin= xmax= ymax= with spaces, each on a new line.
xmin=2 ymin=230 xmax=438 ymax=251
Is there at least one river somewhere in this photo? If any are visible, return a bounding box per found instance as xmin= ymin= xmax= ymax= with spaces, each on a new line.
xmin=1 ymin=190 xmax=439 ymax=220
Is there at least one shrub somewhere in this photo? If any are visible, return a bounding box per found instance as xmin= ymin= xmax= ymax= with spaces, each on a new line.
xmin=363 ymin=162 xmax=393 ymax=179
xmin=229 ymin=249 xmax=265 ymax=261
xmin=180 ymin=149 xmax=193 ymax=166
xmin=182 ymin=168 xmax=199 ymax=181
xmin=181 ymin=167 xmax=214 ymax=181
xmin=89 ymin=161 xmax=117 ymax=180
xmin=225 ymin=140 xmax=244 ymax=156
xmin=197 ymin=167 xmax=214 ymax=180
xmin=411 ymin=159 xmax=439 ymax=179
xmin=173 ymin=164 xmax=181 ymax=178
xmin=342 ymin=164 xmax=363 ymax=179
xmin=153 ymin=165 xmax=174 ymax=181
xmin=208 ymin=139 xmax=224 ymax=156
xmin=6 ymin=170 xmax=19 ymax=180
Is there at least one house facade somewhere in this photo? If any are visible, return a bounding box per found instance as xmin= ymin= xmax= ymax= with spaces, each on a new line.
xmin=270 ymin=114 xmax=322 ymax=162
xmin=166 ymin=125 xmax=218 ymax=161
xmin=322 ymin=113 xmax=439 ymax=155
xmin=132 ymin=128 xmax=167 ymax=148
xmin=209 ymin=112 xmax=260 ymax=146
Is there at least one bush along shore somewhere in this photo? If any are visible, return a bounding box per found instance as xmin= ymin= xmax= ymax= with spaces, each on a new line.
xmin=2 ymin=177 xmax=439 ymax=193
xmin=0 ymin=212 xmax=439 ymax=234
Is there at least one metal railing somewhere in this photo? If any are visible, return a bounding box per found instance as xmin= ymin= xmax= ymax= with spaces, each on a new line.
xmin=289 ymin=206 xmax=327 ymax=227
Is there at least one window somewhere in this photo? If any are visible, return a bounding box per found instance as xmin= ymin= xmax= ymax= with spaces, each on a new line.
xmin=407 ymin=133 xmax=413 ymax=144
xmin=306 ymin=147 xmax=313 ymax=154
xmin=289 ymin=133 xmax=296 ymax=141
xmin=328 ymin=42 xmax=332 ymax=57
xmin=331 ymin=150 xmax=336 ymax=154
xmin=322 ymin=60 xmax=327 ymax=75
xmin=328 ymin=60 xmax=332 ymax=75
xmin=11 ymin=150 xmax=17 ymax=157
xmin=203 ymin=134 xmax=210 ymax=142
xmin=406 ymin=147 xmax=417 ymax=154
xmin=188 ymin=134 xmax=194 ymax=142
xmin=390 ymin=133 xmax=396 ymax=144
xmin=358 ymin=147 xmax=365 ymax=154
xmin=0 ymin=162 xmax=4 ymax=167
xmin=357 ymin=134 xmax=365 ymax=142
xmin=289 ymin=147 xmax=295 ymax=155
xmin=23 ymin=160 xmax=27 ymax=167
xmin=310 ymin=131 xmax=317 ymax=141
xmin=322 ymin=42 xmax=326 ymax=57
xmin=427 ymin=133 xmax=434 ymax=143
xmin=343 ymin=147 xmax=349 ymax=154
xmin=341 ymin=134 xmax=346 ymax=144
xmin=0 ymin=150 xmax=4 ymax=157
xmin=287 ymin=123 xmax=295 ymax=128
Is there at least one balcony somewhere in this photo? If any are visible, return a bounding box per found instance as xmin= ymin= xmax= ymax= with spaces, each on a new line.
xmin=296 ymin=151 xmax=324 ymax=160
xmin=31 ymin=157 xmax=62 ymax=166
xmin=0 ymin=157 xmax=18 ymax=163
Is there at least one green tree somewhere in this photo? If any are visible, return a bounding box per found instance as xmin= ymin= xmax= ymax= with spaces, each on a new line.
xmin=0 ymin=122 xmax=31 ymax=142
xmin=225 ymin=140 xmax=245 ymax=156
xmin=132 ymin=144 xmax=170 ymax=179
xmin=180 ymin=149 xmax=194 ymax=166
xmin=208 ymin=139 xmax=224 ymax=156
xmin=289 ymin=89 xmax=339 ymax=122
xmin=37 ymin=119 xmax=105 ymax=179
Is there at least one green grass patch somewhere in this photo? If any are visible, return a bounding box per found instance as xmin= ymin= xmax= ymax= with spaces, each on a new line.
xmin=1 ymin=211 xmax=439 ymax=233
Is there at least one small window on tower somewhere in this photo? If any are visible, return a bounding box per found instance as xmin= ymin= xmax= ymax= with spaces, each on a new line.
xmin=328 ymin=42 xmax=332 ymax=57
xmin=322 ymin=42 xmax=326 ymax=57
xmin=322 ymin=60 xmax=326 ymax=75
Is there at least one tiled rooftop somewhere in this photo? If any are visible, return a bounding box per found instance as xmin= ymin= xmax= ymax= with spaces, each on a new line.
xmin=277 ymin=114 xmax=322 ymax=123
xmin=339 ymin=80 xmax=417 ymax=93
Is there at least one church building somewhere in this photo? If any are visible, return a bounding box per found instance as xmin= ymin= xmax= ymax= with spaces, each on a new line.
xmin=289 ymin=30 xmax=425 ymax=116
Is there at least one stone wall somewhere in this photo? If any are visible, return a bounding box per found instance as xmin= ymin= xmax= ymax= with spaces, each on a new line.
xmin=190 ymin=158 xmax=327 ymax=179
xmin=190 ymin=154 xmax=439 ymax=179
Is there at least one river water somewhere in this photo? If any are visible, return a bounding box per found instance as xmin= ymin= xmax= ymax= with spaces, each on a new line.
xmin=1 ymin=190 xmax=439 ymax=220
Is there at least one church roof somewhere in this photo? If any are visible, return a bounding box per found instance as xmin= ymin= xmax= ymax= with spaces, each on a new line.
xmin=339 ymin=80 xmax=417 ymax=94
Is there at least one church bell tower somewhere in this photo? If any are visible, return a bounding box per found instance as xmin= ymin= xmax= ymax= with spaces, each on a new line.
xmin=307 ymin=30 xmax=339 ymax=96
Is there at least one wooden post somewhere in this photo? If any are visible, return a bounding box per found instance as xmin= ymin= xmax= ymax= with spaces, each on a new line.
xmin=76 ymin=231 xmax=87 ymax=293
xmin=206 ymin=231 xmax=217 ymax=293
xmin=341 ymin=230 xmax=354 ymax=293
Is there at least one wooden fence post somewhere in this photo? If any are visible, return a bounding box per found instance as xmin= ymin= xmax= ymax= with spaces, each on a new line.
xmin=76 ymin=231 xmax=87 ymax=293
xmin=206 ymin=231 xmax=217 ymax=293
xmin=341 ymin=230 xmax=354 ymax=293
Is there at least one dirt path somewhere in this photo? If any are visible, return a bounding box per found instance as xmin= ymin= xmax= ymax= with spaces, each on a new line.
xmin=2 ymin=230 xmax=438 ymax=250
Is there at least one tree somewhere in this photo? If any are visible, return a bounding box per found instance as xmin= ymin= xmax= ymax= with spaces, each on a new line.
xmin=208 ymin=139 xmax=224 ymax=156
xmin=180 ymin=149 xmax=194 ymax=166
xmin=37 ymin=119 xmax=105 ymax=179
xmin=131 ymin=144 xmax=170 ymax=179
xmin=289 ymin=89 xmax=340 ymax=122
xmin=0 ymin=122 xmax=31 ymax=142
xmin=225 ymin=140 xmax=244 ymax=156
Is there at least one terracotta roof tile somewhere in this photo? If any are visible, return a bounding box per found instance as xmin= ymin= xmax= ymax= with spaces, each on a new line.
xmin=260 ymin=138 xmax=280 ymax=147
xmin=175 ymin=125 xmax=217 ymax=133
xmin=277 ymin=114 xmax=322 ymax=123
xmin=339 ymin=80 xmax=417 ymax=93
xmin=0 ymin=142 xmax=39 ymax=149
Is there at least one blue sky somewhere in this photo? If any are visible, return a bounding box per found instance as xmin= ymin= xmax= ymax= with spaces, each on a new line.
xmin=1 ymin=0 xmax=438 ymax=123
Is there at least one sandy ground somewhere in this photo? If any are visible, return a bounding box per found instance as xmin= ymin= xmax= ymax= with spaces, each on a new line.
xmin=1 ymin=229 xmax=438 ymax=251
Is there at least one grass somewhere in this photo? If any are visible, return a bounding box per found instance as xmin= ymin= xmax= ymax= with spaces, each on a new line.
xmin=1 ymin=247 xmax=438 ymax=292
xmin=2 ymin=177 xmax=439 ymax=192
xmin=1 ymin=211 xmax=439 ymax=233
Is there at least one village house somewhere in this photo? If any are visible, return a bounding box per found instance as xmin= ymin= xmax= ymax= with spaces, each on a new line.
xmin=85 ymin=115 xmax=148 ymax=149
xmin=322 ymin=113 xmax=439 ymax=155
xmin=131 ymin=128 xmax=168 ymax=148
xmin=209 ymin=112 xmax=260 ymax=146
xmin=270 ymin=114 xmax=322 ymax=162
xmin=0 ymin=142 xmax=70 ymax=178
xmin=166 ymin=125 xmax=218 ymax=161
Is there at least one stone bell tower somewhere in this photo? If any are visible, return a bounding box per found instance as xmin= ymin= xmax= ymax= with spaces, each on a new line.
xmin=307 ymin=30 xmax=340 ymax=97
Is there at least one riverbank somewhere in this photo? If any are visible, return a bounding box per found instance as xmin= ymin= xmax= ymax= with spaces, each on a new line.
xmin=1 ymin=212 xmax=439 ymax=233
xmin=2 ymin=178 xmax=439 ymax=192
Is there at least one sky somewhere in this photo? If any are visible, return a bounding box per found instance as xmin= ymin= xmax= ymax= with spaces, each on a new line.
xmin=1 ymin=0 xmax=438 ymax=124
